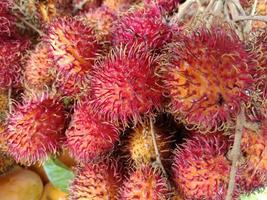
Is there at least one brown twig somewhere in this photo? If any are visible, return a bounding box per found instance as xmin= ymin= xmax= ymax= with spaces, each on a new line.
xmin=225 ymin=105 xmax=246 ymax=200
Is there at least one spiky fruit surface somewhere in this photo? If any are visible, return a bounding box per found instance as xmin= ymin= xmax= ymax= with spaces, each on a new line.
xmin=0 ymin=38 xmax=30 ymax=89
xmin=47 ymin=17 xmax=100 ymax=97
xmin=69 ymin=161 xmax=121 ymax=200
xmin=252 ymin=0 xmax=267 ymax=30
xmin=24 ymin=42 xmax=55 ymax=93
xmin=172 ymin=133 xmax=234 ymax=200
xmin=103 ymin=0 xmax=132 ymax=12
xmin=160 ymin=26 xmax=253 ymax=132
xmin=144 ymin=0 xmax=179 ymax=13
xmin=83 ymin=6 xmax=117 ymax=42
xmin=0 ymin=151 xmax=15 ymax=175
xmin=239 ymin=121 xmax=267 ymax=192
xmin=0 ymin=89 xmax=9 ymax=120
xmin=73 ymin=0 xmax=102 ymax=12
xmin=0 ymin=0 xmax=17 ymax=37
xmin=90 ymin=45 xmax=163 ymax=126
xmin=112 ymin=7 xmax=172 ymax=50
xmin=126 ymin=122 xmax=171 ymax=166
xmin=4 ymin=94 xmax=66 ymax=165
xmin=66 ymin=102 xmax=119 ymax=163
xmin=120 ymin=165 xmax=169 ymax=200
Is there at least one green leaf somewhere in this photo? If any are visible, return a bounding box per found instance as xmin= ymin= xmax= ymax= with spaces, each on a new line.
xmin=43 ymin=157 xmax=74 ymax=193
xmin=240 ymin=186 xmax=267 ymax=200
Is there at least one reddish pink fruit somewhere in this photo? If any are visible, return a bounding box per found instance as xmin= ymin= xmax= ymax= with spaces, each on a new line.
xmin=144 ymin=0 xmax=179 ymax=14
xmin=90 ymin=44 xmax=163 ymax=127
xmin=0 ymin=0 xmax=17 ymax=37
xmin=4 ymin=94 xmax=66 ymax=165
xmin=66 ymin=101 xmax=119 ymax=163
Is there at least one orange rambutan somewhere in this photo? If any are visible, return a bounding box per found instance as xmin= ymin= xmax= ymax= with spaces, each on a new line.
xmin=0 ymin=37 xmax=30 ymax=89
xmin=111 ymin=7 xmax=172 ymax=50
xmin=252 ymin=0 xmax=267 ymax=30
xmin=172 ymin=133 xmax=237 ymax=200
xmin=69 ymin=160 xmax=121 ymax=200
xmin=238 ymin=121 xmax=267 ymax=192
xmin=66 ymin=101 xmax=120 ymax=163
xmin=125 ymin=121 xmax=171 ymax=166
xmin=24 ymin=42 xmax=55 ymax=93
xmin=119 ymin=165 xmax=169 ymax=199
xmin=82 ymin=6 xmax=117 ymax=42
xmin=89 ymin=44 xmax=163 ymax=127
xmin=46 ymin=16 xmax=100 ymax=97
xmin=160 ymin=26 xmax=254 ymax=132
xmin=103 ymin=0 xmax=132 ymax=12
xmin=3 ymin=93 xmax=66 ymax=165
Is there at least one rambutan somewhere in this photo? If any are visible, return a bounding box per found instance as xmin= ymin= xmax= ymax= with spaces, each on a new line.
xmin=46 ymin=17 xmax=100 ymax=97
xmin=172 ymin=133 xmax=236 ymax=200
xmin=0 ymin=0 xmax=17 ymax=37
xmin=73 ymin=0 xmax=102 ymax=12
xmin=119 ymin=165 xmax=169 ymax=199
xmin=3 ymin=93 xmax=66 ymax=165
xmin=252 ymin=0 xmax=267 ymax=30
xmin=111 ymin=7 xmax=172 ymax=50
xmin=144 ymin=0 xmax=179 ymax=14
xmin=0 ymin=89 xmax=9 ymax=120
xmin=125 ymin=122 xmax=171 ymax=166
xmin=89 ymin=44 xmax=163 ymax=127
xmin=238 ymin=121 xmax=267 ymax=192
xmin=24 ymin=42 xmax=55 ymax=93
xmin=160 ymin=26 xmax=254 ymax=132
xmin=0 ymin=37 xmax=30 ymax=89
xmin=69 ymin=160 xmax=121 ymax=200
xmin=65 ymin=101 xmax=120 ymax=163
xmin=103 ymin=0 xmax=132 ymax=12
xmin=0 ymin=151 xmax=15 ymax=175
xmin=82 ymin=6 xmax=117 ymax=42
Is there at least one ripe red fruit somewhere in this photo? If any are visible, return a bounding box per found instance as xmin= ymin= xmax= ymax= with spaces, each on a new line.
xmin=144 ymin=0 xmax=179 ymax=14
xmin=119 ymin=165 xmax=169 ymax=200
xmin=172 ymin=133 xmax=236 ymax=200
xmin=66 ymin=101 xmax=120 ymax=163
xmin=90 ymin=45 xmax=163 ymax=127
xmin=0 ymin=0 xmax=17 ymax=37
xmin=4 ymin=94 xmax=66 ymax=165
xmin=46 ymin=17 xmax=100 ymax=97
xmin=24 ymin=42 xmax=55 ymax=93
xmin=239 ymin=121 xmax=267 ymax=192
xmin=0 ymin=38 xmax=30 ymax=89
xmin=160 ymin=26 xmax=254 ymax=132
xmin=112 ymin=7 xmax=172 ymax=50
xmin=69 ymin=161 xmax=121 ymax=200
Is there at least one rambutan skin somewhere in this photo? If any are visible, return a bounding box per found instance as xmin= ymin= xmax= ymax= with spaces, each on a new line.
xmin=111 ymin=7 xmax=172 ymax=50
xmin=65 ymin=101 xmax=120 ymax=163
xmin=103 ymin=0 xmax=132 ymax=12
xmin=238 ymin=121 xmax=267 ymax=192
xmin=46 ymin=17 xmax=100 ymax=97
xmin=119 ymin=165 xmax=169 ymax=200
xmin=160 ymin=26 xmax=254 ymax=132
xmin=0 ymin=0 xmax=17 ymax=37
xmin=0 ymin=38 xmax=30 ymax=89
xmin=24 ymin=42 xmax=55 ymax=93
xmin=69 ymin=161 xmax=121 ymax=200
xmin=126 ymin=122 xmax=171 ymax=166
xmin=3 ymin=94 xmax=66 ymax=165
xmin=0 ymin=151 xmax=15 ymax=175
xmin=144 ymin=0 xmax=179 ymax=14
xmin=172 ymin=133 xmax=236 ymax=200
xmin=89 ymin=45 xmax=163 ymax=126
xmin=73 ymin=0 xmax=102 ymax=12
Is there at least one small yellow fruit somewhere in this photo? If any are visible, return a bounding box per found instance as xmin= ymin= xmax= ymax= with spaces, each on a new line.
xmin=29 ymin=163 xmax=49 ymax=183
xmin=0 ymin=167 xmax=43 ymax=200
xmin=41 ymin=183 xmax=67 ymax=200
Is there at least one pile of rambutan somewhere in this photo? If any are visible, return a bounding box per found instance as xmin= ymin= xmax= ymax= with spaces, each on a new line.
xmin=0 ymin=0 xmax=267 ymax=200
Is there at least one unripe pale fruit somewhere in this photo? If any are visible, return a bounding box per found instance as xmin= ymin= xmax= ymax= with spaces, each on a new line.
xmin=0 ymin=167 xmax=43 ymax=200
xmin=41 ymin=183 xmax=67 ymax=200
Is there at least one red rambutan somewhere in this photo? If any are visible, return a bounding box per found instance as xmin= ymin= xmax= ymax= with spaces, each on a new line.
xmin=160 ymin=26 xmax=254 ymax=132
xmin=238 ymin=121 xmax=267 ymax=192
xmin=3 ymin=93 xmax=66 ymax=165
xmin=172 ymin=133 xmax=236 ymax=200
xmin=24 ymin=42 xmax=55 ymax=93
xmin=82 ymin=6 xmax=117 ymax=42
xmin=69 ymin=160 xmax=121 ymax=200
xmin=111 ymin=7 xmax=172 ymax=50
xmin=89 ymin=44 xmax=163 ymax=127
xmin=0 ymin=37 xmax=30 ymax=89
xmin=46 ymin=17 xmax=100 ymax=97
xmin=66 ymin=101 xmax=120 ymax=163
xmin=119 ymin=165 xmax=169 ymax=200
xmin=0 ymin=0 xmax=17 ymax=37
xmin=144 ymin=0 xmax=179 ymax=14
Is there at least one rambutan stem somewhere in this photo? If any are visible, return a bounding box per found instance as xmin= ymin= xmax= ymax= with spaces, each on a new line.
xmin=225 ymin=105 xmax=246 ymax=200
